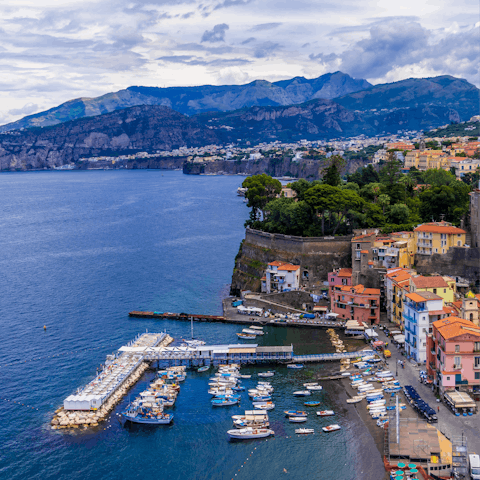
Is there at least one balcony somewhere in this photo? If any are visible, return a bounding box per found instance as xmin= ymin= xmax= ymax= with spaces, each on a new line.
xmin=453 ymin=364 xmax=462 ymax=370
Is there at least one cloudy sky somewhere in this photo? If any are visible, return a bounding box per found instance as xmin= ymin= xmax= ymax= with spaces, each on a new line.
xmin=1 ymin=0 xmax=479 ymax=125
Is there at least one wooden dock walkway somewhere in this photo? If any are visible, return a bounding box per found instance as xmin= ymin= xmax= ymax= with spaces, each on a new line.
xmin=292 ymin=350 xmax=375 ymax=362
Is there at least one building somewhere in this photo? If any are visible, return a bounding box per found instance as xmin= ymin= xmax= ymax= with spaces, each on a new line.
xmin=328 ymin=268 xmax=353 ymax=298
xmin=404 ymin=150 xmax=449 ymax=171
xmin=414 ymin=222 xmax=467 ymax=255
xmin=409 ymin=275 xmax=456 ymax=304
xmin=330 ymin=284 xmax=380 ymax=325
xmin=403 ymin=291 xmax=446 ymax=364
xmin=385 ymin=268 xmax=415 ymax=326
xmin=261 ymin=261 xmax=300 ymax=294
xmin=427 ymin=316 xmax=480 ymax=394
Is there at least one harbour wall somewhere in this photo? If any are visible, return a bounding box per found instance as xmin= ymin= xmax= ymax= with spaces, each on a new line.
xmin=415 ymin=247 xmax=480 ymax=291
xmin=230 ymin=228 xmax=352 ymax=295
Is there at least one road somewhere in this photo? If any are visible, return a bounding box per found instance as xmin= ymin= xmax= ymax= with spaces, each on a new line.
xmin=377 ymin=322 xmax=480 ymax=457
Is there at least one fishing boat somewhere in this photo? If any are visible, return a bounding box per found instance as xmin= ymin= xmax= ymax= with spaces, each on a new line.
xmin=231 ymin=386 xmax=245 ymax=391
xmin=317 ymin=410 xmax=335 ymax=416
xmin=304 ymin=401 xmax=321 ymax=407
xmin=247 ymin=328 xmax=264 ymax=335
xmin=237 ymin=333 xmax=257 ymax=339
xmin=346 ymin=397 xmax=363 ymax=404
xmin=249 ymin=325 xmax=264 ymax=331
xmin=284 ymin=410 xmax=307 ymax=417
xmin=252 ymin=395 xmax=272 ymax=402
xmin=306 ymin=385 xmax=323 ymax=391
xmin=322 ymin=424 xmax=341 ymax=432
xmin=253 ymin=402 xmax=275 ymax=410
xmin=239 ymin=374 xmax=251 ymax=379
xmin=293 ymin=390 xmax=311 ymax=397
xmin=287 ymin=364 xmax=304 ymax=369
xmin=197 ymin=366 xmax=210 ymax=372
xmin=120 ymin=398 xmax=173 ymax=425
xmin=258 ymin=371 xmax=275 ymax=378
xmin=227 ymin=427 xmax=274 ymax=440
xmin=242 ymin=328 xmax=260 ymax=335
xmin=212 ymin=397 xmax=240 ymax=406
xmin=303 ymin=382 xmax=318 ymax=387
xmin=289 ymin=416 xmax=307 ymax=423
xmin=295 ymin=428 xmax=314 ymax=434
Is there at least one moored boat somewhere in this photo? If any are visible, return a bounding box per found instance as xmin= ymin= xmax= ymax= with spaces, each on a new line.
xmin=284 ymin=410 xmax=307 ymax=417
xmin=317 ymin=410 xmax=335 ymax=416
xmin=237 ymin=333 xmax=257 ymax=339
xmin=289 ymin=416 xmax=307 ymax=423
xmin=227 ymin=427 xmax=274 ymax=440
xmin=258 ymin=371 xmax=275 ymax=378
xmin=306 ymin=385 xmax=323 ymax=391
xmin=197 ymin=366 xmax=210 ymax=372
xmin=287 ymin=364 xmax=304 ymax=369
xmin=322 ymin=424 xmax=341 ymax=432
xmin=253 ymin=402 xmax=275 ymax=410
xmin=293 ymin=390 xmax=311 ymax=397
xmin=295 ymin=428 xmax=314 ymax=434
xmin=304 ymin=401 xmax=321 ymax=407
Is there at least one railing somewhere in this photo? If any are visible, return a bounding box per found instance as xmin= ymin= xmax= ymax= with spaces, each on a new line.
xmin=453 ymin=364 xmax=462 ymax=370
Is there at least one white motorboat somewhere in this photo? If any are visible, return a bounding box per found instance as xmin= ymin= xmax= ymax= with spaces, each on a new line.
xmin=289 ymin=416 xmax=307 ymax=423
xmin=306 ymin=385 xmax=323 ymax=391
xmin=239 ymin=374 xmax=252 ymax=379
xmin=303 ymin=382 xmax=318 ymax=387
xmin=237 ymin=333 xmax=257 ymax=339
xmin=295 ymin=428 xmax=314 ymax=434
xmin=317 ymin=410 xmax=335 ymax=416
xmin=227 ymin=427 xmax=274 ymax=440
xmin=258 ymin=371 xmax=275 ymax=378
xmin=322 ymin=424 xmax=341 ymax=432
xmin=346 ymin=397 xmax=363 ymax=404
xmin=253 ymin=402 xmax=275 ymax=410
xmin=293 ymin=391 xmax=311 ymax=397
xmin=249 ymin=325 xmax=264 ymax=331
xmin=287 ymin=364 xmax=304 ymax=369
xmin=242 ymin=328 xmax=260 ymax=335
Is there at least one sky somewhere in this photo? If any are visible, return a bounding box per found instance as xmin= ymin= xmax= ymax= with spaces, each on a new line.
xmin=1 ymin=0 xmax=479 ymax=125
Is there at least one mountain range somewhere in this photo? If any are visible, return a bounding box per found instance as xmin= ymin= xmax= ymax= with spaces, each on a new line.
xmin=0 ymin=74 xmax=478 ymax=171
xmin=0 ymin=72 xmax=370 ymax=133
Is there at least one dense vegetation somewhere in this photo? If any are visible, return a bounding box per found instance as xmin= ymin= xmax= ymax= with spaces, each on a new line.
xmin=243 ymin=160 xmax=473 ymax=237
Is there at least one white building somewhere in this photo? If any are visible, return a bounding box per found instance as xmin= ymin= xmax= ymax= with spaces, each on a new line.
xmin=261 ymin=261 xmax=300 ymax=294
xmin=403 ymin=291 xmax=446 ymax=364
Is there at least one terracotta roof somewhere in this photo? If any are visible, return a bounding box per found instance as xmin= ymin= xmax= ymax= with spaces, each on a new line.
xmin=406 ymin=292 xmax=427 ymax=302
xmin=268 ymin=260 xmax=286 ymax=267
xmin=352 ymin=234 xmax=376 ymax=241
xmin=443 ymin=306 xmax=457 ymax=315
xmin=428 ymin=310 xmax=445 ymax=316
xmin=278 ymin=264 xmax=300 ymax=271
xmin=414 ymin=223 xmax=466 ymax=234
xmin=337 ymin=268 xmax=352 ymax=277
xmin=368 ymin=261 xmax=374 ymax=265
xmin=363 ymin=288 xmax=381 ymax=295
xmin=339 ymin=284 xmax=379 ymax=296
xmin=433 ymin=316 xmax=480 ymax=340
xmin=411 ymin=276 xmax=448 ymax=289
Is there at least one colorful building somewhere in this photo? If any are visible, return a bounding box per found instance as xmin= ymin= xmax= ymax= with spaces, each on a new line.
xmin=328 ymin=268 xmax=353 ymax=299
xmin=385 ymin=268 xmax=414 ymax=327
xmin=330 ymin=284 xmax=380 ymax=325
xmin=261 ymin=261 xmax=300 ymax=294
xmin=414 ymin=222 xmax=467 ymax=255
xmin=427 ymin=317 xmax=480 ymax=394
xmin=409 ymin=275 xmax=456 ymax=304
xmin=403 ymin=291 xmax=446 ymax=364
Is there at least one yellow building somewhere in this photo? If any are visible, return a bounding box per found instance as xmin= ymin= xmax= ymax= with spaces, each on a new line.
xmin=385 ymin=268 xmax=414 ymax=326
xmin=404 ymin=150 xmax=450 ymax=171
xmin=414 ymin=222 xmax=466 ymax=255
xmin=409 ymin=275 xmax=456 ymax=304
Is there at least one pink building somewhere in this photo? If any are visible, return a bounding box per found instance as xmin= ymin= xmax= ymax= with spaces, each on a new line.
xmin=328 ymin=268 xmax=353 ymax=299
xmin=330 ymin=283 xmax=380 ymax=325
xmin=427 ymin=316 xmax=480 ymax=395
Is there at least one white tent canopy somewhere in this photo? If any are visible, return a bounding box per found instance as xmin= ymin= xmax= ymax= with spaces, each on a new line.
xmin=393 ymin=334 xmax=405 ymax=344
xmin=364 ymin=329 xmax=379 ymax=338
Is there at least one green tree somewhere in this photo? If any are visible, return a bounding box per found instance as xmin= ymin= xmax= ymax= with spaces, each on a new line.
xmin=423 ymin=169 xmax=456 ymax=186
xmin=242 ymin=174 xmax=282 ymax=225
xmin=322 ymin=155 xmax=346 ymax=186
xmin=378 ymin=194 xmax=391 ymax=215
xmin=263 ymin=198 xmax=313 ymax=236
xmin=388 ymin=203 xmax=410 ymax=224
xmin=342 ymin=182 xmax=360 ymax=193
xmin=379 ymin=158 xmax=402 ymax=186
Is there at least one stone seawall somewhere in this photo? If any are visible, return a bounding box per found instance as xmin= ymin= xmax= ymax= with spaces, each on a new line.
xmin=415 ymin=247 xmax=480 ymax=290
xmin=231 ymin=228 xmax=352 ymax=294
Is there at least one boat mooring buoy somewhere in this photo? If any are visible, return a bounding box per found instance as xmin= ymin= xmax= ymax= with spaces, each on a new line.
xmin=43 ymin=325 xmax=47 ymax=330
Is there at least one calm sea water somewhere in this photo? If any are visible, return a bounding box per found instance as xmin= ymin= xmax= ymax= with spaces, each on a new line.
xmin=0 ymin=171 xmax=383 ymax=480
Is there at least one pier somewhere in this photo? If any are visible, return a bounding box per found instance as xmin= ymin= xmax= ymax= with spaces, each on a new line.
xmin=128 ymin=310 xmax=345 ymax=329
xmin=292 ymin=350 xmax=375 ymax=363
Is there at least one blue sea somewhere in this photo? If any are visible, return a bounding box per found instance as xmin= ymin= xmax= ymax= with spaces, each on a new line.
xmin=0 ymin=170 xmax=383 ymax=480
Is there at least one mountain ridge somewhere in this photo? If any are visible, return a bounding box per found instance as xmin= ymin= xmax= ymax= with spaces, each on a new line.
xmin=0 ymin=72 xmax=370 ymax=133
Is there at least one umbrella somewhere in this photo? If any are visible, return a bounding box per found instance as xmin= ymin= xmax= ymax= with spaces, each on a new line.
xmin=407 ymin=464 xmax=416 ymax=468
xmin=409 ymin=469 xmax=418 ymax=474
xmin=397 ymin=463 xmax=406 ymax=468
xmin=394 ymin=471 xmax=404 ymax=475
xmin=395 ymin=476 xmax=404 ymax=480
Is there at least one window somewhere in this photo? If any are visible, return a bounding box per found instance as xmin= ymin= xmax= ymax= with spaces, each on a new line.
xmin=444 ymin=289 xmax=446 ymax=293
xmin=446 ymin=376 xmax=450 ymax=381
xmin=356 ymin=251 xmax=361 ymax=259
xmin=476 ymin=372 xmax=480 ymax=380
xmin=455 ymin=345 xmax=460 ymax=353
xmin=475 ymin=357 xmax=480 ymax=368
xmin=433 ymin=289 xmax=437 ymax=294
xmin=475 ymin=342 xmax=480 ymax=352
xmin=356 ymin=244 xmax=361 ymax=250
xmin=455 ymin=356 xmax=461 ymax=367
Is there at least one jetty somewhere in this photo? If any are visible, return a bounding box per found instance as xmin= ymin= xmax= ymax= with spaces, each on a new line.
xmin=128 ymin=310 xmax=345 ymax=329
xmin=53 ymin=332 xmax=374 ymax=430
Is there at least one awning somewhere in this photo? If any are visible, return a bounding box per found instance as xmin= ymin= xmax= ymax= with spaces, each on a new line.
xmin=373 ymin=341 xmax=384 ymax=347
xmin=393 ymin=334 xmax=405 ymax=344
xmin=364 ymin=329 xmax=379 ymax=338
xmin=325 ymin=312 xmax=339 ymax=317
xmin=390 ymin=330 xmax=401 ymax=335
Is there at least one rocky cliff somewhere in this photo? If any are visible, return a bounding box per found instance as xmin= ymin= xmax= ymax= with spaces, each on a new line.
xmin=0 ymin=106 xmax=221 ymax=170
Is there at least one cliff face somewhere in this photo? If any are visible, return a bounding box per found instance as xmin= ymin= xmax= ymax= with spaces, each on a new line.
xmin=0 ymin=106 xmax=221 ymax=170
xmin=231 ymin=229 xmax=352 ymax=295
xmin=183 ymin=156 xmax=369 ymax=178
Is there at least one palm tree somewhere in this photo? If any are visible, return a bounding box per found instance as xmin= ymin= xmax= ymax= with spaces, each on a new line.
xmin=399 ymin=175 xmax=416 ymax=202
xmin=378 ymin=194 xmax=390 ymax=215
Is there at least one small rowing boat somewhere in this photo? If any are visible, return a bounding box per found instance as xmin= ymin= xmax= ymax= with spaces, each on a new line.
xmin=227 ymin=427 xmax=274 ymax=440
xmin=287 ymin=364 xmax=304 ymax=369
xmin=237 ymin=333 xmax=256 ymax=339
xmin=304 ymin=401 xmax=321 ymax=407
xmin=293 ymin=391 xmax=311 ymax=397
xmin=306 ymin=385 xmax=323 ymax=391
xmin=322 ymin=424 xmax=341 ymax=432
xmin=317 ymin=410 xmax=334 ymax=416
xmin=284 ymin=410 xmax=307 ymax=417
xmin=258 ymin=371 xmax=275 ymax=378
xmin=289 ymin=416 xmax=307 ymax=423
xmin=197 ymin=366 xmax=210 ymax=372
xmin=295 ymin=428 xmax=314 ymax=434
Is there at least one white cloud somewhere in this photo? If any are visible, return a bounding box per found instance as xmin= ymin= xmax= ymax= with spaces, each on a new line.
xmin=0 ymin=0 xmax=478 ymax=125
